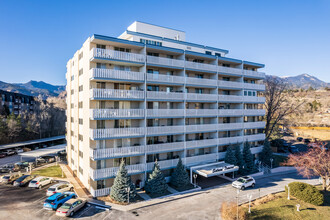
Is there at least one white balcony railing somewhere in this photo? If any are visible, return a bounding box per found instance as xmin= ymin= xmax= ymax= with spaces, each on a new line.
xmin=218 ymin=95 xmax=244 ymax=102
xmin=186 ymin=93 xmax=218 ymax=101
xmin=185 ymin=153 xmax=217 ymax=165
xmin=218 ymin=66 xmax=243 ymax=75
xmin=147 ymin=159 xmax=179 ymax=170
xmin=186 ymin=77 xmax=217 ymax=87
xmin=243 ymin=70 xmax=265 ymax=79
xmin=90 ymin=109 xmax=144 ymax=119
xmin=90 ymin=146 xmax=145 ymax=160
xmin=218 ymin=136 xmax=244 ymax=145
xmin=244 ymin=109 xmax=266 ymax=116
xmin=90 ymin=163 xmax=145 ymax=180
xmin=243 ymin=96 xmax=266 ymax=103
xmin=90 ymin=89 xmax=145 ymax=100
xmin=147 ymin=91 xmax=184 ymax=101
xmin=218 ymin=123 xmax=243 ymax=131
xmin=147 ymin=73 xmax=185 ymax=84
xmin=243 ymin=121 xmax=266 ymax=129
xmin=186 ymin=109 xmax=218 ymax=117
xmin=90 ymin=187 xmax=111 ymax=197
xmin=185 ymin=61 xmax=217 ymax=72
xmin=243 ymin=83 xmax=265 ymax=90
xmin=185 ymin=139 xmax=218 ymax=149
xmin=91 ymin=48 xmax=145 ymax=63
xmin=218 ymin=80 xmax=243 ymax=89
xmin=91 ymin=127 xmax=145 ymax=139
xmin=146 ymin=56 xmax=184 ymax=68
xmin=146 ymin=109 xmax=184 ymax=118
xmin=218 ymin=109 xmax=244 ymax=116
xmin=185 ymin=124 xmax=217 ymax=133
xmin=147 ymin=125 xmax=185 ymax=135
xmin=147 ymin=142 xmax=184 ymax=153
xmin=90 ymin=68 xmax=145 ymax=82
xmin=251 ymin=146 xmax=264 ymax=154
xmin=244 ymin=133 xmax=266 ymax=142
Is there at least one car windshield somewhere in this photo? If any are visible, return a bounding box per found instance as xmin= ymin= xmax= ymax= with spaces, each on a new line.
xmin=61 ymin=203 xmax=72 ymax=209
xmin=3 ymin=176 xmax=10 ymax=179
xmin=236 ymin=178 xmax=246 ymax=183
xmin=17 ymin=175 xmax=28 ymax=181
xmin=48 ymin=188 xmax=55 ymax=191
xmin=45 ymin=199 xmax=55 ymax=203
xmin=30 ymin=180 xmax=37 ymax=184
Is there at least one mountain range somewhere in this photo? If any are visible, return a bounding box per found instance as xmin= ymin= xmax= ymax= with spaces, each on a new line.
xmin=0 ymin=74 xmax=328 ymax=98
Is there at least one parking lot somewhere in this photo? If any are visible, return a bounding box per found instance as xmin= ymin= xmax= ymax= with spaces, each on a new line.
xmin=0 ymin=182 xmax=120 ymax=220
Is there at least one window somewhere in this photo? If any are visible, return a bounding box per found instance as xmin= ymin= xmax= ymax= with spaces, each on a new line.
xmin=71 ymin=158 xmax=74 ymax=165
xmin=71 ymin=117 xmax=74 ymax=123
xmin=71 ymin=75 xmax=74 ymax=81
xmin=71 ymin=103 xmax=74 ymax=108
xmin=78 ymin=101 xmax=83 ymax=108
xmin=79 ymin=166 xmax=83 ymax=175
xmin=244 ymin=91 xmax=247 ymax=96
xmin=97 ymin=120 xmax=105 ymax=129
xmin=79 ymin=150 xmax=83 ymax=158
xmin=79 ymin=85 xmax=83 ymax=92
xmin=167 ymin=55 xmax=174 ymax=59
xmin=96 ymin=63 xmax=106 ymax=69
xmin=79 ymin=52 xmax=83 ymax=60
xmin=140 ymin=38 xmax=162 ymax=46
xmin=79 ymin=69 xmax=83 ymax=76
xmin=96 ymin=44 xmax=106 ymax=49
xmin=79 ymin=118 xmax=83 ymax=125
xmin=71 ymin=130 xmax=74 ymax=136
xmin=114 ymin=47 xmax=130 ymax=52
xmin=205 ymin=51 xmax=212 ymax=55
xmin=71 ymin=144 xmax=74 ymax=151
xmin=96 ymin=82 xmax=106 ymax=89
xmin=215 ymin=53 xmax=222 ymax=57
xmin=147 ymin=52 xmax=159 ymax=57
xmin=193 ymin=59 xmax=204 ymax=63
xmin=223 ymin=77 xmax=230 ymax=81
xmin=79 ymin=134 xmax=83 ymax=141
xmin=71 ymin=89 xmax=74 ymax=95
xmin=222 ymin=64 xmax=230 ymax=67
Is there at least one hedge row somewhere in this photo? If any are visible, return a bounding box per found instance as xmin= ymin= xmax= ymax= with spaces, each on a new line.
xmin=285 ymin=182 xmax=324 ymax=206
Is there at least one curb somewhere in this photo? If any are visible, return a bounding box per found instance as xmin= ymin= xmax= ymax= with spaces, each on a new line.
xmin=87 ymin=201 xmax=111 ymax=211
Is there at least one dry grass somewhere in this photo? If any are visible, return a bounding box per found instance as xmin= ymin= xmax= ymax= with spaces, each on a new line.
xmin=220 ymin=201 xmax=247 ymax=220
xmin=291 ymin=128 xmax=330 ymax=141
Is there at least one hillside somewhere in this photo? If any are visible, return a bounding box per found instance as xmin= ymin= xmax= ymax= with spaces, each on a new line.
xmin=268 ymin=74 xmax=330 ymax=89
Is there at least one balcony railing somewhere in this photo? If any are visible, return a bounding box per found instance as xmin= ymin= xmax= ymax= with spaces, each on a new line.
xmin=185 ymin=139 xmax=218 ymax=149
xmin=147 ymin=125 xmax=185 ymax=136
xmin=90 ymin=163 xmax=145 ymax=180
xmin=90 ymin=68 xmax=145 ymax=82
xmin=243 ymin=83 xmax=265 ymax=90
xmin=244 ymin=133 xmax=266 ymax=142
xmin=243 ymin=96 xmax=266 ymax=103
xmin=186 ymin=93 xmax=218 ymax=101
xmin=186 ymin=109 xmax=218 ymax=117
xmin=90 ymin=187 xmax=111 ymax=197
xmin=185 ymin=124 xmax=217 ymax=133
xmin=243 ymin=121 xmax=266 ymax=129
xmin=91 ymin=127 xmax=145 ymax=139
xmin=90 ymin=146 xmax=145 ymax=160
xmin=185 ymin=153 xmax=217 ymax=165
xmin=218 ymin=66 xmax=243 ymax=75
xmin=218 ymin=123 xmax=243 ymax=131
xmin=90 ymin=109 xmax=144 ymax=119
xmin=218 ymin=95 xmax=244 ymax=102
xmin=218 ymin=136 xmax=244 ymax=145
xmin=146 ymin=56 xmax=184 ymax=68
xmin=251 ymin=146 xmax=264 ymax=154
xmin=147 ymin=159 xmax=179 ymax=171
xmin=146 ymin=109 xmax=184 ymax=118
xmin=147 ymin=73 xmax=185 ymax=84
xmin=147 ymin=91 xmax=184 ymax=101
xmin=90 ymin=89 xmax=145 ymax=100
xmin=185 ymin=61 xmax=217 ymax=72
xmin=218 ymin=109 xmax=244 ymax=116
xmin=244 ymin=109 xmax=266 ymax=116
xmin=147 ymin=142 xmax=184 ymax=153
xmin=218 ymin=80 xmax=243 ymax=89
xmin=91 ymin=48 xmax=145 ymax=63
xmin=185 ymin=77 xmax=217 ymax=87
xmin=243 ymin=70 xmax=265 ymax=79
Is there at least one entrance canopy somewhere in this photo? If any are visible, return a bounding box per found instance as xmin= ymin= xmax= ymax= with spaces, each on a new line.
xmin=19 ymin=144 xmax=66 ymax=158
xmin=190 ymin=161 xmax=239 ymax=180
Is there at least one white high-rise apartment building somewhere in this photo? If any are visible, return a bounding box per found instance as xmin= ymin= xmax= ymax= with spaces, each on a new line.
xmin=66 ymin=21 xmax=266 ymax=197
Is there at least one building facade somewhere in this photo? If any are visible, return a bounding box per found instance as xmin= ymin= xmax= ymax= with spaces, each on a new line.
xmin=66 ymin=21 xmax=266 ymax=197
xmin=0 ymin=90 xmax=35 ymax=116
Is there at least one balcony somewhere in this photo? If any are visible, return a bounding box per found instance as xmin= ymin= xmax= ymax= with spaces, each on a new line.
xmin=185 ymin=93 xmax=218 ymax=102
xmin=243 ymin=121 xmax=266 ymax=129
xmin=243 ymin=83 xmax=265 ymax=90
xmin=90 ymin=163 xmax=145 ymax=180
xmin=147 ymin=91 xmax=184 ymax=101
xmin=218 ymin=123 xmax=243 ymax=131
xmin=146 ymin=56 xmax=184 ymax=68
xmin=218 ymin=80 xmax=243 ymax=89
xmin=147 ymin=142 xmax=184 ymax=153
xmin=185 ymin=124 xmax=217 ymax=133
xmin=90 ymin=146 xmax=145 ymax=160
xmin=147 ymin=73 xmax=185 ymax=85
xmin=185 ymin=139 xmax=218 ymax=149
xmin=244 ymin=109 xmax=266 ymax=116
xmin=251 ymin=146 xmax=264 ymax=154
xmin=185 ymin=61 xmax=217 ymax=72
xmin=91 ymin=127 xmax=145 ymax=139
xmin=218 ymin=109 xmax=244 ymax=116
xmin=218 ymin=66 xmax=243 ymax=76
xmin=91 ymin=48 xmax=145 ymax=63
xmin=147 ymin=125 xmax=185 ymax=136
xmin=186 ymin=109 xmax=218 ymax=117
xmin=146 ymin=109 xmax=184 ymax=118
xmin=147 ymin=159 xmax=179 ymax=171
xmin=243 ymin=69 xmax=265 ymax=79
xmin=90 ymin=187 xmax=111 ymax=197
xmin=218 ymin=95 xmax=243 ymax=103
xmin=185 ymin=77 xmax=217 ymax=87
xmin=244 ymin=133 xmax=266 ymax=142
xmin=90 ymin=68 xmax=144 ymax=82
xmin=243 ymin=96 xmax=266 ymax=103
xmin=185 ymin=153 xmax=217 ymax=165
xmin=90 ymin=89 xmax=145 ymax=100
xmin=90 ymin=109 xmax=144 ymax=119
xmin=218 ymin=136 xmax=244 ymax=145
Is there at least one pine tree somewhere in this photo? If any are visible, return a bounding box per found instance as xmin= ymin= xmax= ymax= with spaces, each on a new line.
xmin=224 ymin=146 xmax=237 ymax=165
xmin=170 ymin=158 xmax=190 ymax=189
xmin=259 ymin=139 xmax=273 ymax=166
xmin=145 ymin=161 xmax=168 ymax=195
xmin=242 ymin=142 xmax=255 ymax=174
xmin=234 ymin=144 xmax=244 ymax=173
xmin=109 ymin=160 xmax=136 ymax=203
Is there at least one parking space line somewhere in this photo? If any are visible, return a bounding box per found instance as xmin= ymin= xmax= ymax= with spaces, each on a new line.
xmin=75 ymin=205 xmax=93 ymax=218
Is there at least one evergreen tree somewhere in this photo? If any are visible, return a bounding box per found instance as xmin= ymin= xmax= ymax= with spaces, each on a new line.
xmin=145 ymin=161 xmax=168 ymax=195
xmin=259 ymin=139 xmax=273 ymax=166
xmin=242 ymin=142 xmax=255 ymax=174
xmin=224 ymin=146 xmax=237 ymax=165
xmin=170 ymin=158 xmax=190 ymax=189
xmin=234 ymin=144 xmax=244 ymax=173
xmin=109 ymin=160 xmax=136 ymax=203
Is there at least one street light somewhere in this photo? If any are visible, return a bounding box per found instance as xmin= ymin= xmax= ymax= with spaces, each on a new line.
xmin=193 ymin=174 xmax=198 ymax=188
xmin=125 ymin=186 xmax=131 ymax=204
xmin=247 ymin=194 xmax=252 ymax=213
xmin=270 ymin=158 xmax=274 ymax=170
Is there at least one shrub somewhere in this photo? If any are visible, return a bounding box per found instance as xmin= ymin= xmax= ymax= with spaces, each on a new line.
xmin=220 ymin=201 xmax=247 ymax=220
xmin=285 ymin=182 xmax=324 ymax=206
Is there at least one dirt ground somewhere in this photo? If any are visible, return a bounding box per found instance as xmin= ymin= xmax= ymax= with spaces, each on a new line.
xmin=291 ymin=128 xmax=330 ymax=141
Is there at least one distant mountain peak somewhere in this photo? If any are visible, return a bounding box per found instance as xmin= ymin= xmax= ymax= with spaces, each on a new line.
xmin=273 ymin=74 xmax=329 ymax=89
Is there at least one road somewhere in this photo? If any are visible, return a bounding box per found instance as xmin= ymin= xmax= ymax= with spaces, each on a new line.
xmin=0 ymin=155 xmax=23 ymax=166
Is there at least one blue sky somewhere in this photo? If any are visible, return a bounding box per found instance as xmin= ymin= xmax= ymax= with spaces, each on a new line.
xmin=0 ymin=0 xmax=329 ymax=85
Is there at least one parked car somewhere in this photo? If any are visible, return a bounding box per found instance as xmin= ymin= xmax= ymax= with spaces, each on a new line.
xmin=3 ymin=150 xmax=16 ymax=156
xmin=0 ymin=164 xmax=20 ymax=173
xmin=29 ymin=176 xmax=53 ymax=189
xmin=232 ymin=176 xmax=256 ymax=190
xmin=0 ymin=152 xmax=6 ymax=158
xmin=14 ymin=148 xmax=23 ymax=154
xmin=2 ymin=172 xmax=24 ymax=184
xmin=46 ymin=182 xmax=74 ymax=196
xmin=43 ymin=156 xmax=56 ymax=163
xmin=297 ymin=137 xmax=303 ymax=142
xmin=13 ymin=175 xmax=36 ymax=186
xmin=289 ymin=146 xmax=299 ymax=154
xmin=56 ymin=198 xmax=86 ymax=217
xmin=43 ymin=192 xmax=76 ymax=210
xmin=304 ymin=138 xmax=311 ymax=144
xmin=15 ymin=161 xmax=35 ymax=169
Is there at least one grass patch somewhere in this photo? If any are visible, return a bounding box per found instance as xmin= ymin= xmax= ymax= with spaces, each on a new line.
xmin=170 ymin=183 xmax=196 ymax=192
xmin=246 ymin=186 xmax=330 ymax=220
xmin=32 ymin=165 xmax=65 ymax=178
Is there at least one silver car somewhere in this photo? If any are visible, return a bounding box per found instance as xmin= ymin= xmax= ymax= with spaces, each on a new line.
xmin=56 ymin=198 xmax=86 ymax=217
xmin=29 ymin=176 xmax=53 ymax=189
xmin=46 ymin=182 xmax=73 ymax=196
